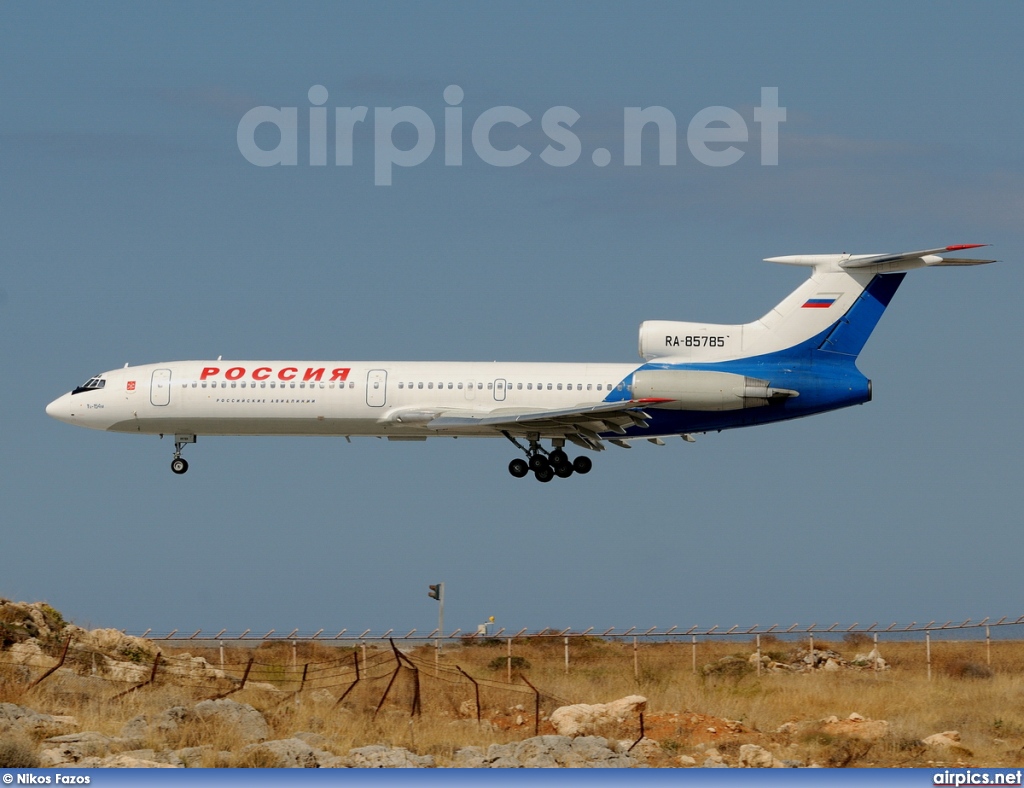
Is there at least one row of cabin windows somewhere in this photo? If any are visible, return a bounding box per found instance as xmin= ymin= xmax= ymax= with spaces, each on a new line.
xmin=396 ymin=381 xmax=622 ymax=392
xmin=185 ymin=381 xmax=357 ymax=389
xmin=182 ymin=380 xmax=625 ymax=392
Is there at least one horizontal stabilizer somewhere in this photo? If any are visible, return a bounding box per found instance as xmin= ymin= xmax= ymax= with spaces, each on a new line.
xmin=766 ymin=245 xmax=995 ymax=273
xmin=839 ymin=244 xmax=994 ymax=270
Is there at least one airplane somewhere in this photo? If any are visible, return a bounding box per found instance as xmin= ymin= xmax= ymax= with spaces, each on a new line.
xmin=46 ymin=244 xmax=995 ymax=481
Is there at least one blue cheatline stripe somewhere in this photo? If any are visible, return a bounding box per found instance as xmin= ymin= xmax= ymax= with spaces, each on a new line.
xmin=0 ymin=766 xmax=1010 ymax=785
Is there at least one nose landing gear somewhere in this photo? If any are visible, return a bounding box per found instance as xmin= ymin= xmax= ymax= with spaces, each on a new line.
xmin=169 ymin=433 xmax=196 ymax=475
xmin=503 ymin=432 xmax=593 ymax=482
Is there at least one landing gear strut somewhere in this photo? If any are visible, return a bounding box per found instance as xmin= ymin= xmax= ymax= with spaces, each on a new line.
xmin=502 ymin=432 xmax=593 ymax=482
xmin=170 ymin=433 xmax=196 ymax=475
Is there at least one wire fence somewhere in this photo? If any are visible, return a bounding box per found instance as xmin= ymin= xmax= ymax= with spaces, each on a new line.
xmin=3 ymin=616 xmax=1022 ymax=728
xmin=127 ymin=615 xmax=1024 ymax=643
xmin=0 ymin=635 xmax=574 ymax=735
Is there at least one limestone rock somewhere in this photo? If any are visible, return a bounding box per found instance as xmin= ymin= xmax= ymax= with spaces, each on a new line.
xmin=450 ymin=735 xmax=635 ymax=768
xmin=0 ymin=703 xmax=79 ymax=738
xmin=99 ymin=753 xmax=179 ymax=768
xmin=923 ymin=730 xmax=973 ymax=756
xmin=702 ymin=746 xmax=725 ymax=766
xmin=452 ymin=746 xmax=487 ymax=768
xmin=821 ymin=713 xmax=890 ymax=741
xmin=549 ymin=695 xmax=647 ymax=737
xmin=166 ymin=746 xmax=226 ymax=767
xmin=624 ymin=736 xmax=662 ymax=761
xmin=342 ymin=745 xmax=434 ymax=768
xmin=39 ymin=731 xmax=115 ymax=766
xmin=853 ymin=648 xmax=889 ymax=670
xmin=924 ymin=730 xmax=962 ymax=747
xmin=119 ymin=705 xmax=193 ymax=743
xmin=293 ymin=731 xmax=331 ymax=749
xmin=191 ymin=699 xmax=270 ymax=744
xmin=241 ymin=737 xmax=336 ymax=768
xmin=738 ymin=743 xmax=783 ymax=768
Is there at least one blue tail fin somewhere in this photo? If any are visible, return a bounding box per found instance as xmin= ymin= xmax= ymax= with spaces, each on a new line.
xmin=816 ymin=273 xmax=906 ymax=358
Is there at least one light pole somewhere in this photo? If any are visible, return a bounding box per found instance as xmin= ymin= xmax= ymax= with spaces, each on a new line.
xmin=428 ymin=582 xmax=444 ymax=668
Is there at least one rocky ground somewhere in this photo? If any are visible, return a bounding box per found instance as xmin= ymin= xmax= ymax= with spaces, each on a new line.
xmin=0 ymin=599 xmax=994 ymax=768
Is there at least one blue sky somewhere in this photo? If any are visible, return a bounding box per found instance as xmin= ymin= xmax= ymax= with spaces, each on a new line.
xmin=2 ymin=2 xmax=1022 ymax=639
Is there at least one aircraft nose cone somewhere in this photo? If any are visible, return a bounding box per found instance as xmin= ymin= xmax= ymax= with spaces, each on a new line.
xmin=46 ymin=393 xmax=71 ymax=422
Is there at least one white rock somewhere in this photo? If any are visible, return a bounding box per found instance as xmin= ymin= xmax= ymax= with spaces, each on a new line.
xmin=192 ymin=699 xmax=270 ymax=744
xmin=738 ymin=743 xmax=782 ymax=768
xmin=924 ymin=731 xmax=962 ymax=748
xmin=549 ymin=695 xmax=646 ymax=737
xmin=240 ymin=737 xmax=331 ymax=768
xmin=100 ymin=753 xmax=179 ymax=768
xmin=626 ymin=737 xmax=662 ymax=760
xmin=342 ymin=745 xmax=434 ymax=768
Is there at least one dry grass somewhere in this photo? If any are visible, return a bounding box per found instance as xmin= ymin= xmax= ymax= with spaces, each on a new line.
xmin=3 ymin=636 xmax=1024 ymax=767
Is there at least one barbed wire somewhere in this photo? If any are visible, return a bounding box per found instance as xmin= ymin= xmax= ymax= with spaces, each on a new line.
xmin=124 ymin=615 xmax=1024 ymax=642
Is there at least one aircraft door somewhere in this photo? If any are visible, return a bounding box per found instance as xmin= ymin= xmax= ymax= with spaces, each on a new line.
xmin=493 ymin=378 xmax=507 ymax=402
xmin=366 ymin=369 xmax=387 ymax=407
xmin=150 ymin=368 xmax=171 ymax=406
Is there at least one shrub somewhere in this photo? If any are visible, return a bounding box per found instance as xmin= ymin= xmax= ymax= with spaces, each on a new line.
xmin=487 ymin=655 xmax=530 ymax=671
xmin=843 ymin=632 xmax=873 ymax=648
xmin=949 ymin=661 xmax=994 ymax=680
xmin=0 ymin=737 xmax=40 ymax=768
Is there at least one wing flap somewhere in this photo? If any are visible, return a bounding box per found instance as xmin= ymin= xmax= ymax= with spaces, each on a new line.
xmin=425 ymin=400 xmax=654 ymax=448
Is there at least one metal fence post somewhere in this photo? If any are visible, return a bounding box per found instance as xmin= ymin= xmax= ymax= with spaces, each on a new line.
xmin=456 ymin=666 xmax=482 ymax=725
xmin=28 ymin=634 xmax=73 ymax=689
xmin=519 ymin=673 xmax=541 ymax=737
xmin=926 ymin=631 xmax=932 ymax=681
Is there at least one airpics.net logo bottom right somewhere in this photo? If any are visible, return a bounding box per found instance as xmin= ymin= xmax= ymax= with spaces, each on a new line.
xmin=236 ymin=85 xmax=786 ymax=185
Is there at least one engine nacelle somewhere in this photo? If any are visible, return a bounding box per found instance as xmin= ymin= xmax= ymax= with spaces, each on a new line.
xmin=630 ymin=369 xmax=797 ymax=411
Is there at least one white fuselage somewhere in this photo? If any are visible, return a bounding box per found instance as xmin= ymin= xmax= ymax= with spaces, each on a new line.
xmin=46 ymin=360 xmax=638 ymax=439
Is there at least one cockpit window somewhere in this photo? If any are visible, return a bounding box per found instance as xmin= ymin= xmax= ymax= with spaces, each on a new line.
xmin=71 ymin=376 xmax=106 ymax=395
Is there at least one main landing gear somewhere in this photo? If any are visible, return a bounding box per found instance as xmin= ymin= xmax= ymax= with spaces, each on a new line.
xmin=504 ymin=433 xmax=593 ymax=483
xmin=169 ymin=433 xmax=196 ymax=475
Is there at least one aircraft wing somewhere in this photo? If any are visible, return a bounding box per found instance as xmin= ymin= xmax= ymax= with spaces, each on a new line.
xmin=423 ymin=399 xmax=666 ymax=450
